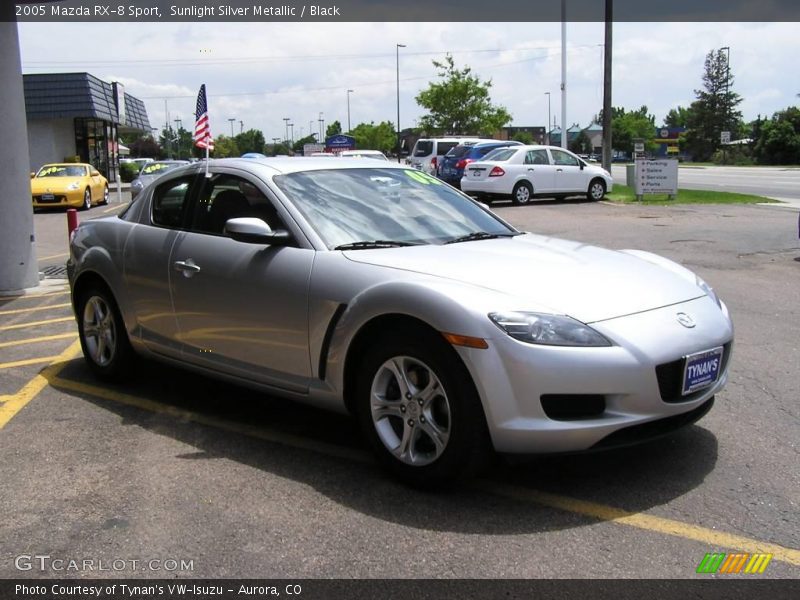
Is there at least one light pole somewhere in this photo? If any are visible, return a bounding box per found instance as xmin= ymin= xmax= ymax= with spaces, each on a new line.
xmin=288 ymin=123 xmax=294 ymax=144
xmin=347 ymin=89 xmax=354 ymax=133
xmin=544 ymin=92 xmax=551 ymax=145
xmin=396 ymin=43 xmax=406 ymax=163
xmin=272 ymin=137 xmax=281 ymax=154
xmin=560 ymin=0 xmax=568 ymax=149
xmin=318 ymin=112 xmax=324 ymax=141
xmin=720 ymin=46 xmax=731 ymax=130
xmin=228 ymin=118 xmax=235 ymax=137
xmin=283 ymin=117 xmax=290 ymax=143
xmin=174 ymin=118 xmax=182 ymax=157
xmin=239 ymin=120 xmax=244 ymax=134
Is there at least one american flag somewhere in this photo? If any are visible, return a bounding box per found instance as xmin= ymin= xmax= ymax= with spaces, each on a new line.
xmin=194 ymin=84 xmax=214 ymax=150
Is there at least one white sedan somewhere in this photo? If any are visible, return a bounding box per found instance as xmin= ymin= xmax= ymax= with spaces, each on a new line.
xmin=461 ymin=145 xmax=613 ymax=204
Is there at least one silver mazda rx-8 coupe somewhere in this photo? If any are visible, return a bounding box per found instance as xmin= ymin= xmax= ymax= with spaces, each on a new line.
xmin=68 ymin=158 xmax=734 ymax=486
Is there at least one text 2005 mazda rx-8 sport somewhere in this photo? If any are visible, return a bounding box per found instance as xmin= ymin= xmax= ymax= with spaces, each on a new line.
xmin=67 ymin=158 xmax=733 ymax=486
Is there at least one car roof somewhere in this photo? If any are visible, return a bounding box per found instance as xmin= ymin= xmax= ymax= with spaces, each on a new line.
xmin=183 ymin=157 xmax=411 ymax=175
xmin=40 ymin=163 xmax=90 ymax=168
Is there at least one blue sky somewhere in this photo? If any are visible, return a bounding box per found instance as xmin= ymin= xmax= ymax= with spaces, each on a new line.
xmin=17 ymin=21 xmax=800 ymax=140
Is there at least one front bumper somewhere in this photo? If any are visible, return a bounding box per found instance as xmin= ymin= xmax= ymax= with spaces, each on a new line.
xmin=459 ymin=295 xmax=733 ymax=454
xmin=32 ymin=189 xmax=85 ymax=208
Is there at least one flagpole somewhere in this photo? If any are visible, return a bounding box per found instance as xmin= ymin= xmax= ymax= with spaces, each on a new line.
xmin=205 ymin=145 xmax=209 ymax=178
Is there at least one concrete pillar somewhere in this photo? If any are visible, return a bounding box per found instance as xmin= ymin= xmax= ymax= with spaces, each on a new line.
xmin=0 ymin=22 xmax=38 ymax=293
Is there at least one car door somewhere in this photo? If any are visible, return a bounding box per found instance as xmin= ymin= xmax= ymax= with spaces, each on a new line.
xmin=549 ymin=148 xmax=587 ymax=193
xmin=522 ymin=149 xmax=556 ymax=194
xmin=168 ymin=170 xmax=314 ymax=392
xmin=123 ymin=173 xmax=199 ymax=358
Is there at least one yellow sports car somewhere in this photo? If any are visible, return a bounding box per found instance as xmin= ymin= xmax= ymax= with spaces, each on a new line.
xmin=31 ymin=163 xmax=109 ymax=210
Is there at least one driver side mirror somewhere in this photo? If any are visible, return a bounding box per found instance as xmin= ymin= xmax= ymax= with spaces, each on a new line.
xmin=224 ymin=217 xmax=292 ymax=246
xmin=91 ymin=170 xmax=101 ymax=177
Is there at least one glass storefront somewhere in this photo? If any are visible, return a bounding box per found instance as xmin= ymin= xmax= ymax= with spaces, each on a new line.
xmin=74 ymin=118 xmax=118 ymax=182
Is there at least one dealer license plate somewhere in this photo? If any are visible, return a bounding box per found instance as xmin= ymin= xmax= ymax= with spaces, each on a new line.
xmin=682 ymin=346 xmax=724 ymax=395
xmin=41 ymin=194 xmax=55 ymax=201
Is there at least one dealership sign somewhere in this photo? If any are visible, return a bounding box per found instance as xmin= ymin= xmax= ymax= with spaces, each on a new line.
xmin=635 ymin=159 xmax=679 ymax=196
xmin=325 ymin=134 xmax=356 ymax=152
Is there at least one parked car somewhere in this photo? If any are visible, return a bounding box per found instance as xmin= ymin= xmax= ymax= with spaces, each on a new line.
xmin=130 ymin=160 xmax=190 ymax=199
xmin=438 ymin=140 xmax=523 ymax=188
xmin=68 ymin=157 xmax=733 ymax=486
xmin=339 ymin=150 xmax=389 ymax=161
xmin=31 ymin=163 xmax=108 ymax=210
xmin=407 ymin=137 xmax=481 ymax=175
xmin=461 ymin=145 xmax=613 ymax=204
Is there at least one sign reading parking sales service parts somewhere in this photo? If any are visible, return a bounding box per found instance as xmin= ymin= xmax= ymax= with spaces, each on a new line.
xmin=635 ymin=159 xmax=679 ymax=196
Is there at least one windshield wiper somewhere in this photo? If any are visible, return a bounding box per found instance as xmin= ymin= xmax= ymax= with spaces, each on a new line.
xmin=444 ymin=231 xmax=521 ymax=245
xmin=334 ymin=240 xmax=423 ymax=250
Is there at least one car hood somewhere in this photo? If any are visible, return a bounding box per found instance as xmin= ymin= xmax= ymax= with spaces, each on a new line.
xmin=343 ymin=234 xmax=703 ymax=323
xmin=31 ymin=177 xmax=83 ymax=192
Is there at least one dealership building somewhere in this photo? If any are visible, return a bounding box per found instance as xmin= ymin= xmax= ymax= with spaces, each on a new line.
xmin=23 ymin=72 xmax=151 ymax=182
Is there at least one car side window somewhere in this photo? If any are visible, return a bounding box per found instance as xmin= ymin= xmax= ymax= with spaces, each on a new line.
xmin=151 ymin=177 xmax=193 ymax=228
xmin=188 ymin=175 xmax=284 ymax=236
xmin=551 ymin=149 xmax=580 ymax=167
xmin=524 ymin=150 xmax=549 ymax=165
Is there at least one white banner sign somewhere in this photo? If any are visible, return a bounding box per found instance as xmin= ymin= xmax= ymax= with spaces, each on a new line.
xmin=635 ymin=159 xmax=679 ymax=195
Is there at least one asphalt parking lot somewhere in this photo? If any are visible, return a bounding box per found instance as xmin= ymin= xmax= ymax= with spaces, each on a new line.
xmin=1 ymin=196 xmax=798 ymax=580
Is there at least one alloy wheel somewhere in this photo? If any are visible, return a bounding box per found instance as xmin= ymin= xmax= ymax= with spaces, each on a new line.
xmin=82 ymin=295 xmax=117 ymax=367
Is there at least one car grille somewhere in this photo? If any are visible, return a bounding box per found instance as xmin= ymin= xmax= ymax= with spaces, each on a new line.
xmin=33 ymin=194 xmax=66 ymax=204
xmin=655 ymin=342 xmax=732 ymax=403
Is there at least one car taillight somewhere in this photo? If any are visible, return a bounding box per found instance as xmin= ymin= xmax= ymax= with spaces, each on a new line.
xmin=456 ymin=158 xmax=474 ymax=170
xmin=489 ymin=166 xmax=505 ymax=177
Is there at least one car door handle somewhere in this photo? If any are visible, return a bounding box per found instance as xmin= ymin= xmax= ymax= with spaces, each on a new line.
xmin=527 ymin=168 xmax=535 ymax=171
xmin=173 ymin=259 xmax=201 ymax=277
xmin=556 ymin=168 xmax=564 ymax=172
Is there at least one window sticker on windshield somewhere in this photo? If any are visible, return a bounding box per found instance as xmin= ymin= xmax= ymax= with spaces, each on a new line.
xmin=404 ymin=170 xmax=442 ymax=185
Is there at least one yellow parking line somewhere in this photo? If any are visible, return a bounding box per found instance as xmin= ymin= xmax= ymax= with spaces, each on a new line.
xmin=102 ymin=204 xmax=127 ymax=214
xmin=38 ymin=253 xmax=69 ymax=262
xmin=0 ymin=333 xmax=76 ymax=349
xmin=0 ymin=316 xmax=74 ymax=332
xmin=0 ymin=303 xmax=71 ymax=316
xmin=0 ymin=340 xmax=81 ymax=428
xmin=481 ymin=483 xmax=800 ymax=567
xmin=1 ymin=290 xmax=69 ymax=300
xmin=0 ymin=355 xmax=61 ymax=370
xmin=41 ymin=371 xmax=800 ymax=567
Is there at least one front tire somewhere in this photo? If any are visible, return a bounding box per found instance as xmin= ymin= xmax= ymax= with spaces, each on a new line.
xmin=355 ymin=329 xmax=491 ymax=487
xmin=512 ymin=181 xmax=533 ymax=205
xmin=588 ymin=178 xmax=606 ymax=201
xmin=100 ymin=184 xmax=109 ymax=205
xmin=81 ymin=188 xmax=92 ymax=210
xmin=76 ymin=284 xmax=135 ymax=381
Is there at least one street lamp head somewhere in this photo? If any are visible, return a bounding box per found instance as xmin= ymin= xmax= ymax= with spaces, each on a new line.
xmin=397 ymin=44 xmax=406 ymax=48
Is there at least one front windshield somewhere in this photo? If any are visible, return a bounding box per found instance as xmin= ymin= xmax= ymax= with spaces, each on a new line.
xmin=273 ymin=168 xmax=515 ymax=249
xmin=37 ymin=165 xmax=86 ymax=178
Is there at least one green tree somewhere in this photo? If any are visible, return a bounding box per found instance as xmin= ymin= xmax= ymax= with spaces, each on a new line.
xmin=212 ymin=134 xmax=240 ymax=158
xmin=600 ymin=106 xmax=656 ymax=154
xmin=664 ymin=106 xmax=692 ymax=128
xmin=683 ymin=48 xmax=743 ymax=161
xmin=127 ymin=134 xmax=161 ymax=159
xmin=326 ymin=120 xmax=342 ymax=138
xmin=349 ymin=121 xmax=397 ymax=154
xmin=511 ymin=131 xmax=534 ymax=144
xmin=569 ymin=130 xmax=593 ymax=154
xmin=415 ymin=54 xmax=512 ymax=136
xmin=292 ymin=135 xmax=318 ymax=155
xmin=268 ymin=142 xmax=293 ymax=156
xmin=752 ymin=107 xmax=800 ymax=164
xmin=234 ymin=129 xmax=266 ymax=154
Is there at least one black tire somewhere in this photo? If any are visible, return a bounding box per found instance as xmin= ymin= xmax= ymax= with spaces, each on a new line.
xmin=76 ymin=284 xmax=135 ymax=381
xmin=587 ymin=178 xmax=606 ymax=201
xmin=511 ymin=181 xmax=533 ymax=205
xmin=81 ymin=188 xmax=92 ymax=211
xmin=100 ymin=185 xmax=109 ymax=205
xmin=355 ymin=328 xmax=492 ymax=487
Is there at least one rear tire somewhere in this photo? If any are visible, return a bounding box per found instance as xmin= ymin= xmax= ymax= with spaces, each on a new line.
xmin=100 ymin=185 xmax=109 ymax=205
xmin=512 ymin=181 xmax=533 ymax=205
xmin=76 ymin=284 xmax=135 ymax=381
xmin=588 ymin=178 xmax=606 ymax=201
xmin=355 ymin=328 xmax=492 ymax=488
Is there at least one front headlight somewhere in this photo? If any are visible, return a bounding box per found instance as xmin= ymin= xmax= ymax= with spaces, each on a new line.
xmin=488 ymin=311 xmax=611 ymax=347
xmin=66 ymin=182 xmax=80 ymax=191
xmin=696 ymin=276 xmax=721 ymax=308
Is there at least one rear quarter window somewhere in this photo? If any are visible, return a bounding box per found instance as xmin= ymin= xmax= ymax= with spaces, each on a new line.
xmin=413 ymin=141 xmax=433 ymax=157
xmin=436 ymin=142 xmax=459 ymax=156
